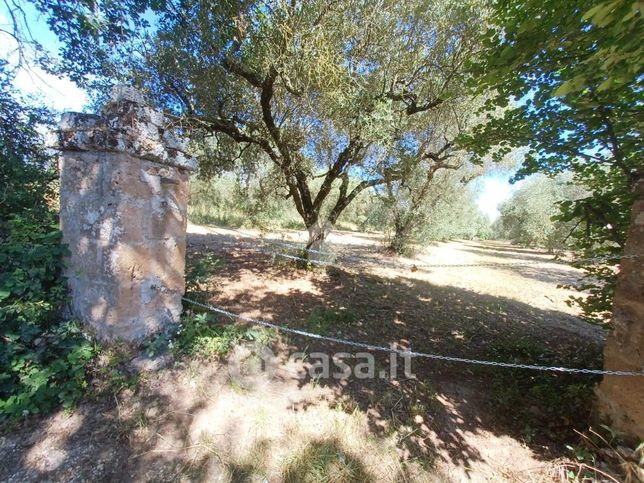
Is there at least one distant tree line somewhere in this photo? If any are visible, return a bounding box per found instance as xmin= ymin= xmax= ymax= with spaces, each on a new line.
xmin=494 ymin=174 xmax=587 ymax=253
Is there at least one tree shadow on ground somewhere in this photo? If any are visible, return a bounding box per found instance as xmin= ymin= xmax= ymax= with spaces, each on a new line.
xmin=183 ymin=233 xmax=606 ymax=472
xmin=459 ymin=240 xmax=554 ymax=256
xmin=0 ymin=384 xmax=217 ymax=481
xmin=454 ymin=245 xmax=582 ymax=285
xmin=494 ymin=263 xmax=582 ymax=286
xmin=0 ymin=348 xmax=423 ymax=482
xmin=0 ymin=232 xmax=607 ymax=482
xmin=458 ymin=244 xmax=559 ymax=264
xmin=278 ymin=437 xmax=375 ymax=482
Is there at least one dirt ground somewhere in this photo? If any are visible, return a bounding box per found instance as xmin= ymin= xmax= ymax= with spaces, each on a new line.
xmin=0 ymin=224 xmax=608 ymax=482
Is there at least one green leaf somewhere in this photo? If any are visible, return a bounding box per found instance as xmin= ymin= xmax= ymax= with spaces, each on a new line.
xmin=597 ymin=78 xmax=614 ymax=91
xmin=553 ymin=80 xmax=574 ymax=97
xmin=584 ymin=1 xmax=618 ymax=26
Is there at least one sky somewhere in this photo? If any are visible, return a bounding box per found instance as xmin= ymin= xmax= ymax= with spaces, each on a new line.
xmin=0 ymin=5 xmax=87 ymax=111
xmin=0 ymin=4 xmax=516 ymax=221
xmin=474 ymin=174 xmax=518 ymax=221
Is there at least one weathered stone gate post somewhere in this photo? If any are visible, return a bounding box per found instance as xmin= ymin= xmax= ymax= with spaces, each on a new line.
xmin=595 ymin=178 xmax=644 ymax=442
xmin=51 ymin=86 xmax=196 ymax=342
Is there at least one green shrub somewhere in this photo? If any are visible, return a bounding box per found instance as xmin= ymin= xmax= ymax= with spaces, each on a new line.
xmin=484 ymin=339 xmax=600 ymax=442
xmin=174 ymin=313 xmax=249 ymax=357
xmin=304 ymin=307 xmax=356 ymax=335
xmin=0 ymin=62 xmax=98 ymax=419
xmin=0 ymin=213 xmax=98 ymax=418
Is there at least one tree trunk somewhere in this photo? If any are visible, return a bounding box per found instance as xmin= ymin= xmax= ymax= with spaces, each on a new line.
xmin=306 ymin=220 xmax=331 ymax=252
xmin=595 ymin=177 xmax=644 ymax=443
xmin=299 ymin=172 xmax=376 ymax=256
xmin=389 ymin=213 xmax=414 ymax=255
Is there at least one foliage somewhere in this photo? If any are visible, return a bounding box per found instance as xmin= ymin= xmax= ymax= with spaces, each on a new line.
xmin=91 ymin=347 xmax=140 ymax=394
xmin=29 ymin=0 xmax=151 ymax=87
xmin=188 ymin=168 xmax=387 ymax=233
xmin=0 ymin=63 xmax=98 ymax=419
xmin=0 ymin=60 xmax=56 ymax=219
xmin=0 ymin=210 xmax=98 ymax=418
xmin=558 ymin=428 xmax=644 ymax=482
xmin=174 ymin=252 xmax=275 ymax=358
xmin=382 ymin=159 xmax=493 ymax=253
xmin=416 ymin=184 xmax=493 ymax=243
xmin=187 ymin=163 xmax=493 ymax=251
xmin=185 ymin=252 xmax=225 ymax=293
xmin=145 ymin=311 xmax=274 ymax=360
xmin=188 ymin=172 xmax=307 ymax=231
xmin=0 ymin=318 xmax=97 ymax=418
xmin=496 ymin=174 xmax=587 ymax=251
xmin=461 ymin=0 xmax=643 ymax=323
xmin=173 ymin=313 xmax=260 ymax=358
xmin=153 ymin=0 xmax=486 ymax=249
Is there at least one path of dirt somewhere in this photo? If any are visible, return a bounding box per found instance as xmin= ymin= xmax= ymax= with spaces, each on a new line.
xmin=0 ymin=225 xmax=606 ymax=482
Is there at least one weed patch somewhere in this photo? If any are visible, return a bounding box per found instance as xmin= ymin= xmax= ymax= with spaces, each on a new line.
xmin=186 ymin=253 xmax=225 ymax=294
xmin=282 ymin=439 xmax=372 ymax=483
xmin=145 ymin=312 xmax=276 ymax=361
xmin=304 ymin=307 xmax=356 ymax=335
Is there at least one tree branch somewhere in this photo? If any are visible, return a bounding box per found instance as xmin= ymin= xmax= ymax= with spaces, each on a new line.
xmin=312 ymin=138 xmax=361 ymax=212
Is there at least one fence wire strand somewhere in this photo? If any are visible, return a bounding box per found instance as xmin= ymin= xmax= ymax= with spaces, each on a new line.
xmin=181 ymin=297 xmax=644 ymax=377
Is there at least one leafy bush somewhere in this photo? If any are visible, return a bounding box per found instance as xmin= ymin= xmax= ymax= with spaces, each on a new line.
xmin=496 ymin=174 xmax=586 ymax=251
xmin=173 ymin=313 xmax=265 ymax=358
xmin=0 ymin=62 xmax=97 ymax=419
xmin=0 ymin=213 xmax=99 ymax=418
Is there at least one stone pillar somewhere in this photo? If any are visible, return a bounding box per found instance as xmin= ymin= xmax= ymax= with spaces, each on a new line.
xmin=595 ymin=178 xmax=644 ymax=442
xmin=50 ymin=86 xmax=196 ymax=342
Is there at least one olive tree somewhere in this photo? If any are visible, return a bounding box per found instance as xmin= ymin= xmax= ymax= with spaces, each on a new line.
xmin=26 ymin=0 xmax=483 ymax=250
xmin=377 ymin=95 xmax=485 ymax=253
xmin=135 ymin=0 xmax=485 ymax=250
xmin=496 ymin=174 xmax=587 ymax=252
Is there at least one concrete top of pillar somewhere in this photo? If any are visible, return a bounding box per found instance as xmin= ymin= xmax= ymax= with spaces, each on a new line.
xmin=49 ymin=85 xmax=197 ymax=171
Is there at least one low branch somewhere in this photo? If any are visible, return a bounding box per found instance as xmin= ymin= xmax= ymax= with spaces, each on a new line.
xmin=386 ymin=91 xmax=444 ymax=115
xmin=221 ymin=56 xmax=264 ymax=87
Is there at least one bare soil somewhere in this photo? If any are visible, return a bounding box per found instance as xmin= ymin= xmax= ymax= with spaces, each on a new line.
xmin=0 ymin=224 xmax=607 ymax=482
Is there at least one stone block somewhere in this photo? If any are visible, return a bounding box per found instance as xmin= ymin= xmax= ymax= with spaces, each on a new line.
xmin=55 ymin=85 xmax=195 ymax=343
xmin=595 ymin=179 xmax=644 ymax=442
xmin=49 ymin=86 xmax=197 ymax=171
xmin=147 ymin=196 xmax=186 ymax=240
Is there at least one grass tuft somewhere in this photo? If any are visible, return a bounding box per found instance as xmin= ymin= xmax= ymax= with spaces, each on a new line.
xmin=282 ymin=439 xmax=372 ymax=483
xmin=304 ymin=307 xmax=356 ymax=335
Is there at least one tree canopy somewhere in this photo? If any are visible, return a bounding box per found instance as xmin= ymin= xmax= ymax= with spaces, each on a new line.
xmin=496 ymin=174 xmax=586 ymax=251
xmin=28 ymin=0 xmax=486 ymax=249
xmin=19 ymin=0 xmax=643 ymax=319
xmin=141 ymin=0 xmax=486 ymax=248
